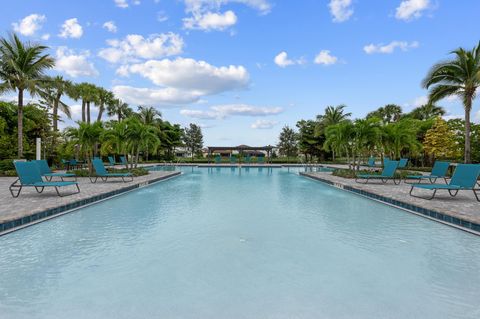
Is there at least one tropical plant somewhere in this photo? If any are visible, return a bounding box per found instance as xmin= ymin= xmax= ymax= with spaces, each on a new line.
xmin=379 ymin=119 xmax=421 ymax=159
xmin=323 ymin=120 xmax=354 ymax=163
xmin=137 ymin=105 xmax=162 ymax=125
xmin=296 ymin=119 xmax=324 ymax=162
xmin=277 ymin=125 xmax=298 ymax=161
xmin=408 ymin=103 xmax=445 ymax=120
xmin=101 ymin=121 xmax=129 ymax=167
xmin=351 ymin=118 xmax=380 ymax=169
xmin=0 ymin=33 xmax=54 ymax=157
xmin=422 ymin=41 xmax=480 ymax=163
xmin=125 ymin=118 xmax=160 ymax=166
xmin=317 ymin=104 xmax=352 ymax=127
xmin=367 ymin=104 xmax=403 ymax=123
xmin=65 ymin=121 xmax=104 ymax=172
xmin=108 ymin=98 xmax=133 ymax=122
xmin=95 ymin=87 xmax=114 ymax=122
xmin=39 ymin=75 xmax=72 ymax=133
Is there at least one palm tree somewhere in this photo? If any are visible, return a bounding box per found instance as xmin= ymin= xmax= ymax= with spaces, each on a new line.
xmin=380 ymin=119 xmax=421 ymax=159
xmin=40 ymin=75 xmax=72 ymax=132
xmin=408 ymin=103 xmax=445 ymax=120
xmin=65 ymin=121 xmax=103 ymax=173
xmin=422 ymin=41 xmax=480 ymax=163
xmin=317 ymin=104 xmax=351 ymax=126
xmin=0 ymin=33 xmax=54 ymax=158
xmin=352 ymin=118 xmax=380 ymax=170
xmin=125 ymin=118 xmax=159 ymax=167
xmin=69 ymin=83 xmax=97 ymax=123
xmin=137 ymin=105 xmax=162 ymax=125
xmin=323 ymin=120 xmax=354 ymax=162
xmin=108 ymin=98 xmax=133 ymax=122
xmin=367 ymin=104 xmax=403 ymax=123
xmin=95 ymin=87 xmax=114 ymax=122
xmin=101 ymin=121 xmax=129 ymax=168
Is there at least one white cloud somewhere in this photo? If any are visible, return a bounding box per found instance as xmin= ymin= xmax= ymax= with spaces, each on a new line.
xmin=184 ymin=0 xmax=271 ymax=15
xmin=328 ymin=0 xmax=353 ymax=23
xmin=41 ymin=33 xmax=50 ymax=40
xmin=103 ymin=21 xmax=117 ymax=33
xmin=273 ymin=51 xmax=305 ymax=68
xmin=157 ymin=11 xmax=169 ymax=22
xmin=413 ymin=95 xmax=428 ymax=107
xmin=54 ymin=47 xmax=99 ymax=77
xmin=59 ymin=18 xmax=83 ymax=38
xmin=314 ymin=50 xmax=338 ymax=65
xmin=12 ymin=14 xmax=46 ymax=36
xmin=119 ymin=57 xmax=249 ymax=95
xmin=114 ymin=0 xmax=129 ymax=8
xmin=181 ymin=104 xmax=283 ymax=120
xmin=363 ymin=41 xmax=419 ymax=54
xmin=475 ymin=110 xmax=480 ymax=123
xmin=98 ymin=33 xmax=184 ymax=63
xmin=395 ymin=0 xmax=430 ymax=21
xmin=112 ymin=86 xmax=201 ymax=106
xmin=183 ymin=10 xmax=237 ymax=31
xmin=251 ymin=119 xmax=278 ymax=129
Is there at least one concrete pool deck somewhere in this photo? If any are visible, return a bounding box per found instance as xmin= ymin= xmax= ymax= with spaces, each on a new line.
xmin=301 ymin=171 xmax=480 ymax=235
xmin=0 ymin=170 xmax=181 ymax=235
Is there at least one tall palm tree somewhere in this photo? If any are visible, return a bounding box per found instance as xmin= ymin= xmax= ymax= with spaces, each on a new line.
xmin=95 ymin=87 xmax=114 ymax=122
xmin=317 ymin=104 xmax=351 ymax=127
xmin=65 ymin=121 xmax=103 ymax=173
xmin=367 ymin=104 xmax=403 ymax=123
xmin=324 ymin=120 xmax=354 ymax=162
xmin=0 ymin=33 xmax=54 ymax=158
xmin=423 ymin=41 xmax=480 ymax=163
xmin=40 ymin=75 xmax=72 ymax=132
xmin=108 ymin=98 xmax=133 ymax=122
xmin=101 ymin=121 xmax=129 ymax=168
xmin=70 ymin=83 xmax=97 ymax=123
xmin=125 ymin=118 xmax=159 ymax=167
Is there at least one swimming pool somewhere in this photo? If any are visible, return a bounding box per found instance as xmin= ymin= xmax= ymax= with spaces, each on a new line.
xmin=1 ymin=167 xmax=479 ymax=318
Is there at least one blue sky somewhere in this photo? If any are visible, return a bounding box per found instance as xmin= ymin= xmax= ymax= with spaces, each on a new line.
xmin=1 ymin=0 xmax=479 ymax=146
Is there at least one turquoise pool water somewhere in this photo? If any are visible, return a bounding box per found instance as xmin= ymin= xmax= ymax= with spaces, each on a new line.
xmin=1 ymin=167 xmax=479 ymax=318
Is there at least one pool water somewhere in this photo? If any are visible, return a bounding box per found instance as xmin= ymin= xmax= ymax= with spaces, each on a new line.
xmin=1 ymin=167 xmax=479 ymax=318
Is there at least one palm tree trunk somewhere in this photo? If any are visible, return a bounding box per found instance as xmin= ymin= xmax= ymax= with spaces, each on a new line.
xmin=97 ymin=102 xmax=104 ymax=122
xmin=53 ymin=98 xmax=59 ymax=132
xmin=87 ymin=102 xmax=91 ymax=124
xmin=464 ymin=101 xmax=472 ymax=163
xmin=118 ymin=112 xmax=121 ymax=122
xmin=17 ymin=89 xmax=24 ymax=158
xmin=81 ymin=100 xmax=86 ymax=122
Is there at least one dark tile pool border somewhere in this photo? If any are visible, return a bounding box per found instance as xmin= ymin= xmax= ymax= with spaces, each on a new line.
xmin=300 ymin=172 xmax=480 ymax=236
xmin=0 ymin=171 xmax=181 ymax=236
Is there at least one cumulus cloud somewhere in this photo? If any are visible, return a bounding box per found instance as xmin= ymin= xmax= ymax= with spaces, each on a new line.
xmin=41 ymin=33 xmax=50 ymax=40
xmin=314 ymin=50 xmax=338 ymax=65
xmin=329 ymin=0 xmax=353 ymax=23
xmin=113 ymin=86 xmax=201 ymax=106
xmin=119 ymin=57 xmax=249 ymax=95
xmin=181 ymin=104 xmax=282 ymax=120
xmin=184 ymin=0 xmax=271 ymax=15
xmin=413 ymin=95 xmax=429 ymax=107
xmin=395 ymin=0 xmax=430 ymax=21
xmin=59 ymin=18 xmax=83 ymax=38
xmin=103 ymin=21 xmax=117 ymax=33
xmin=182 ymin=0 xmax=271 ymax=31
xmin=363 ymin=41 xmax=419 ymax=54
xmin=274 ymin=51 xmax=305 ymax=68
xmin=12 ymin=14 xmax=46 ymax=36
xmin=251 ymin=119 xmax=278 ymax=129
xmin=98 ymin=33 xmax=184 ymax=63
xmin=54 ymin=47 xmax=99 ymax=77
xmin=183 ymin=10 xmax=237 ymax=31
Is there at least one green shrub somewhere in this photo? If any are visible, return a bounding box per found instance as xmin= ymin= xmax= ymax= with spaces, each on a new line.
xmin=0 ymin=159 xmax=15 ymax=171
xmin=68 ymin=167 xmax=149 ymax=177
xmin=332 ymin=168 xmax=421 ymax=179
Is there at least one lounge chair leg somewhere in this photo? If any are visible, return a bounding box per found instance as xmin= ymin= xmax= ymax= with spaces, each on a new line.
xmin=89 ymin=176 xmax=98 ymax=183
xmin=46 ymin=176 xmax=52 ymax=182
xmin=393 ymin=177 xmax=400 ymax=185
xmin=9 ymin=179 xmax=22 ymax=198
xmin=409 ymin=186 xmax=437 ymax=200
xmin=35 ymin=186 xmax=45 ymax=193
xmin=447 ymin=189 xmax=459 ymax=197
xmin=473 ymin=189 xmax=480 ymax=202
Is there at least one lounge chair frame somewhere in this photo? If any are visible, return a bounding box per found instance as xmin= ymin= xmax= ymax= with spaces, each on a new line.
xmin=9 ymin=178 xmax=80 ymax=198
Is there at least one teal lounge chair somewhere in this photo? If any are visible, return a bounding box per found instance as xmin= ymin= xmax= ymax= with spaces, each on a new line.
xmin=257 ymin=156 xmax=264 ymax=164
xmin=120 ymin=156 xmax=128 ymax=166
xmin=32 ymin=160 xmax=76 ymax=181
xmin=245 ymin=155 xmax=251 ymax=164
xmin=230 ymin=155 xmax=237 ymax=164
xmin=398 ymin=158 xmax=409 ymax=168
xmin=405 ymin=161 xmax=450 ymax=184
xmin=214 ymin=155 xmax=221 ymax=164
xmin=367 ymin=157 xmax=376 ymax=167
xmin=355 ymin=160 xmax=400 ymax=184
xmin=409 ymin=164 xmax=480 ymax=201
xmin=90 ymin=158 xmax=133 ymax=183
xmin=108 ymin=156 xmax=117 ymax=166
xmin=383 ymin=157 xmax=391 ymax=166
xmin=10 ymin=161 xmax=80 ymax=198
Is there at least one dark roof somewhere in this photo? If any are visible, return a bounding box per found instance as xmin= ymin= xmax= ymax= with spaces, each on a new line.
xmin=207 ymin=145 xmax=273 ymax=152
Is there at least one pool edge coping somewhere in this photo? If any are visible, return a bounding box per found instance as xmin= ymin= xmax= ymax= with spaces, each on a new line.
xmin=0 ymin=171 xmax=182 ymax=236
xmin=300 ymin=172 xmax=480 ymax=237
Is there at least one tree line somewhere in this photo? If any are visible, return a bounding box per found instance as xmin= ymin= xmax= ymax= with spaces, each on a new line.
xmin=0 ymin=33 xmax=203 ymax=166
xmin=278 ymin=41 xmax=480 ymax=166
